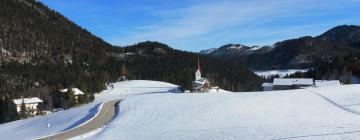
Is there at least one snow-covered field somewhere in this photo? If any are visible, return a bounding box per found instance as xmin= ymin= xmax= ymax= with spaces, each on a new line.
xmin=0 ymin=80 xmax=178 ymax=140
xmin=2 ymin=80 xmax=360 ymax=140
xmin=90 ymin=84 xmax=360 ymax=140
xmin=254 ymin=69 xmax=309 ymax=78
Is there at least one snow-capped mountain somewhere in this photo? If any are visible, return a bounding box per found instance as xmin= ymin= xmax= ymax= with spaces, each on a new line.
xmin=201 ymin=25 xmax=360 ymax=69
xmin=199 ymin=48 xmax=217 ymax=54
xmin=200 ymin=44 xmax=273 ymax=60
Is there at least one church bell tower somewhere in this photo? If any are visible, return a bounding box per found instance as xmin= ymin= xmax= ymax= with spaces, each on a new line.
xmin=195 ymin=58 xmax=201 ymax=80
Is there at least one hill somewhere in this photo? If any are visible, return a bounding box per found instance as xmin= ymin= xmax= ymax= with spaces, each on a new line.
xmin=0 ymin=0 xmax=262 ymax=123
xmin=119 ymin=41 xmax=262 ymax=91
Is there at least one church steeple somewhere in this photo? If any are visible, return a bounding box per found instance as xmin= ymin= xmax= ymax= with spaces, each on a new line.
xmin=197 ymin=57 xmax=201 ymax=72
xmin=195 ymin=57 xmax=201 ymax=80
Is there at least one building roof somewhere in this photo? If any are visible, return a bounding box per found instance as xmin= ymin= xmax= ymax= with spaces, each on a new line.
xmin=261 ymin=83 xmax=273 ymax=87
xmin=60 ymin=88 xmax=85 ymax=95
xmin=315 ymin=80 xmax=341 ymax=87
xmin=194 ymin=78 xmax=209 ymax=85
xmin=273 ymin=78 xmax=314 ymax=86
xmin=13 ymin=97 xmax=43 ymax=105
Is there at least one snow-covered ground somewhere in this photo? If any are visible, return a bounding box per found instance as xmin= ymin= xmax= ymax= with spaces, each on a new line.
xmin=90 ymin=84 xmax=360 ymax=140
xmin=254 ymin=69 xmax=309 ymax=78
xmin=0 ymin=80 xmax=178 ymax=140
xmin=2 ymin=80 xmax=360 ymax=140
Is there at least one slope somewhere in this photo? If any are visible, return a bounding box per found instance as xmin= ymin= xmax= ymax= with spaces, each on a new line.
xmin=0 ymin=80 xmax=179 ymax=140
xmin=0 ymin=0 xmax=262 ymax=123
xmin=84 ymin=81 xmax=360 ymax=140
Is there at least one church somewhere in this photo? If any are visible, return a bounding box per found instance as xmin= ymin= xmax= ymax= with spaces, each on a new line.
xmin=192 ymin=59 xmax=211 ymax=92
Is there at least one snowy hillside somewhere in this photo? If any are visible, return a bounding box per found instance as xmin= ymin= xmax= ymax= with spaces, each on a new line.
xmin=2 ymin=80 xmax=360 ymax=140
xmin=89 ymin=84 xmax=360 ymax=140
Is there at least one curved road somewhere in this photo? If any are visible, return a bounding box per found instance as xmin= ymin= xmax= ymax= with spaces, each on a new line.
xmin=38 ymin=99 xmax=122 ymax=140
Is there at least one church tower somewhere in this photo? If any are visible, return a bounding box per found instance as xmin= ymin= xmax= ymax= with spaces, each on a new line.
xmin=195 ymin=58 xmax=201 ymax=80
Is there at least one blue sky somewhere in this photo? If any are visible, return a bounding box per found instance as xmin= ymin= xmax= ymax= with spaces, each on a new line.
xmin=40 ymin=0 xmax=360 ymax=52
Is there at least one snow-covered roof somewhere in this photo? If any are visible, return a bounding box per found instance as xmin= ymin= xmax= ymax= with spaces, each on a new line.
xmin=13 ymin=97 xmax=43 ymax=105
xmin=261 ymin=83 xmax=273 ymax=87
xmin=273 ymin=78 xmax=313 ymax=86
xmin=60 ymin=88 xmax=85 ymax=95
xmin=315 ymin=80 xmax=341 ymax=87
xmin=194 ymin=78 xmax=209 ymax=85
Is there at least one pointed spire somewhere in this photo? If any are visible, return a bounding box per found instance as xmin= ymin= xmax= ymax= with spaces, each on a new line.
xmin=197 ymin=57 xmax=201 ymax=72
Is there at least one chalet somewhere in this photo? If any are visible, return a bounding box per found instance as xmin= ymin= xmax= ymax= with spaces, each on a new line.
xmin=192 ymin=59 xmax=211 ymax=93
xmin=272 ymin=78 xmax=314 ymax=90
xmin=315 ymin=80 xmax=341 ymax=87
xmin=60 ymin=88 xmax=85 ymax=102
xmin=13 ymin=97 xmax=43 ymax=116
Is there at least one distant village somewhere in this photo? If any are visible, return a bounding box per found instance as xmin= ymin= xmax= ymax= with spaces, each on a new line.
xmin=12 ymin=88 xmax=88 ymax=118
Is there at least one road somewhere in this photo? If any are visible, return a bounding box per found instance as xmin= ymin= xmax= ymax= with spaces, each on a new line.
xmin=38 ymin=99 xmax=121 ymax=140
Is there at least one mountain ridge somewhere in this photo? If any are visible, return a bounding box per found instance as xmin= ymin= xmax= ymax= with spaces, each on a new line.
xmin=201 ymin=25 xmax=360 ymax=69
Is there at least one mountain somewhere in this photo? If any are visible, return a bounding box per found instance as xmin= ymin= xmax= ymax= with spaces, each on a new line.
xmin=200 ymin=44 xmax=273 ymax=60
xmin=120 ymin=41 xmax=263 ymax=91
xmin=0 ymin=0 xmax=262 ymax=123
xmin=199 ymin=48 xmax=217 ymax=55
xmin=202 ymin=25 xmax=360 ymax=69
xmin=317 ymin=25 xmax=360 ymax=48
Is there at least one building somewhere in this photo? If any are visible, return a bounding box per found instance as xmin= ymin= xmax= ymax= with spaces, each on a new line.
xmin=192 ymin=59 xmax=211 ymax=93
xmin=273 ymin=78 xmax=314 ymax=90
xmin=59 ymin=88 xmax=85 ymax=102
xmin=315 ymin=80 xmax=341 ymax=87
xmin=13 ymin=97 xmax=43 ymax=116
xmin=261 ymin=83 xmax=274 ymax=91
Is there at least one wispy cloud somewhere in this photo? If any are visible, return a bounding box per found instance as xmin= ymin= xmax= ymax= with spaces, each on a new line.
xmin=107 ymin=0 xmax=360 ymax=50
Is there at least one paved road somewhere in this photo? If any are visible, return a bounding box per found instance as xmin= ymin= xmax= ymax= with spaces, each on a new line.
xmin=39 ymin=99 xmax=121 ymax=140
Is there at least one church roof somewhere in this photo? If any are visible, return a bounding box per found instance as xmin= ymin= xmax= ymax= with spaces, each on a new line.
xmin=195 ymin=78 xmax=209 ymax=84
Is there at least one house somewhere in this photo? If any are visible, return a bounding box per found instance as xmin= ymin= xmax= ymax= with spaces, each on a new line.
xmin=315 ymin=80 xmax=341 ymax=87
xmin=261 ymin=83 xmax=274 ymax=91
xmin=13 ymin=97 xmax=43 ymax=116
xmin=59 ymin=88 xmax=85 ymax=102
xmin=192 ymin=59 xmax=211 ymax=93
xmin=273 ymin=78 xmax=314 ymax=90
